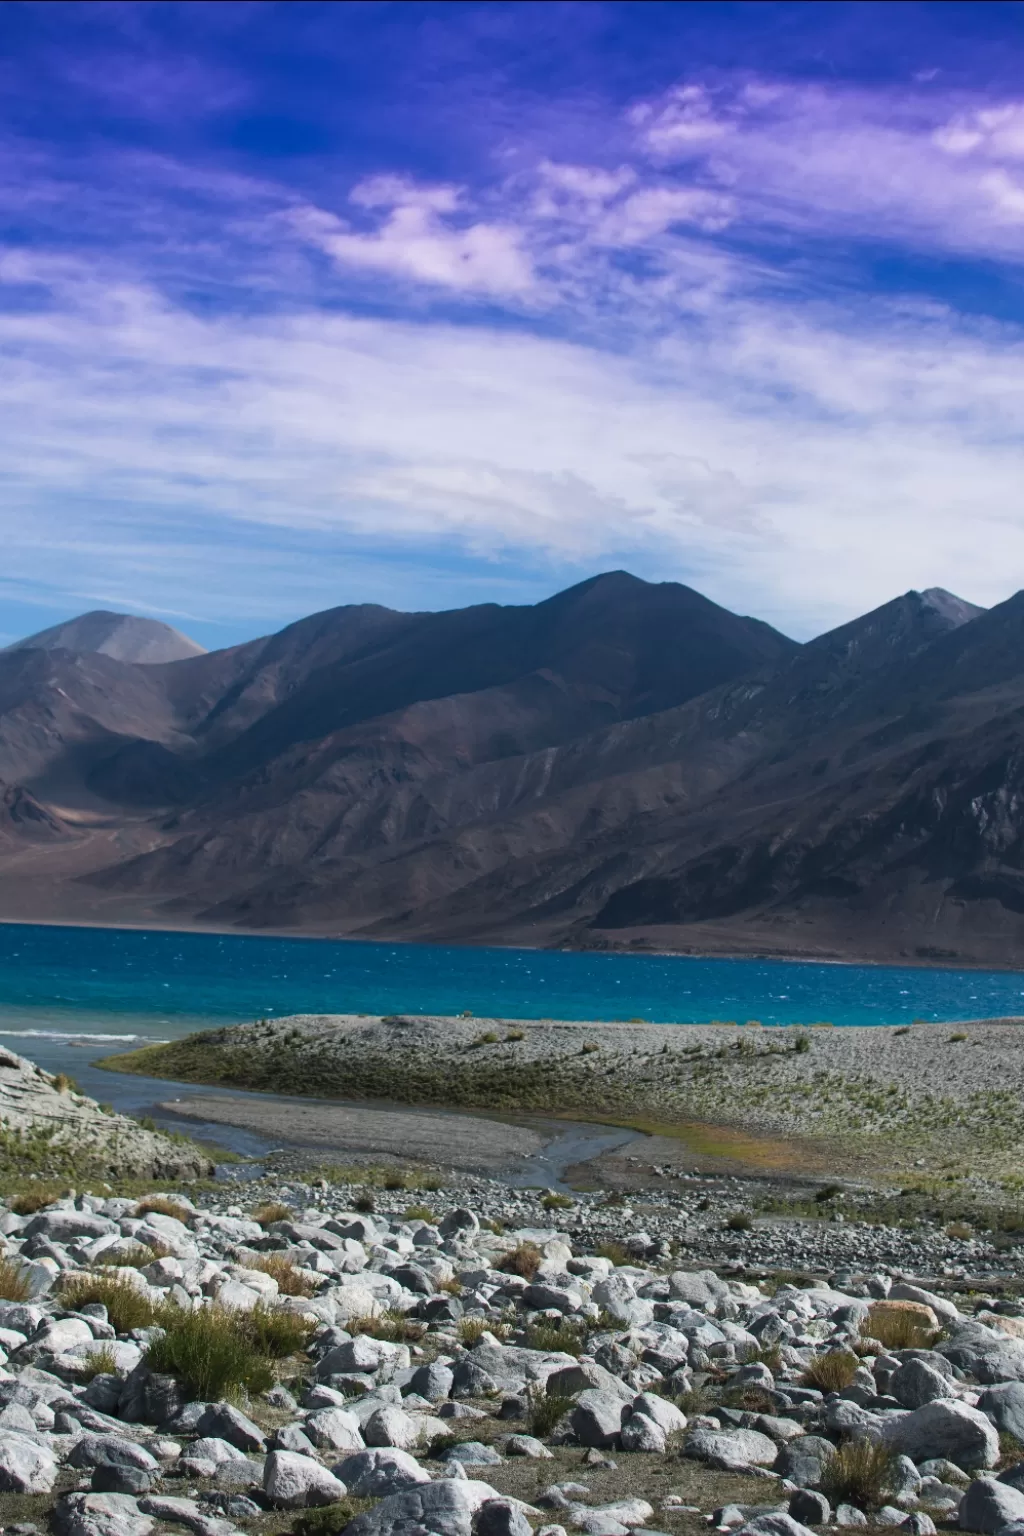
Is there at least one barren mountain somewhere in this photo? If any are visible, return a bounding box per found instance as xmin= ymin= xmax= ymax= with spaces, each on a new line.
xmin=1 ymin=571 xmax=1021 ymax=967
xmin=5 ymin=610 xmax=206 ymax=664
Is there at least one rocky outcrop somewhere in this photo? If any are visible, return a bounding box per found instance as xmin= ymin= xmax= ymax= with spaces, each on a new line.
xmin=0 ymin=1048 xmax=212 ymax=1180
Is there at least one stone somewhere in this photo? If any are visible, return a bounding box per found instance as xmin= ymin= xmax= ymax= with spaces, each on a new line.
xmin=504 ymin=1435 xmax=553 ymax=1459
xmin=92 ymin=1468 xmax=156 ymax=1497
xmin=788 ymin=1491 xmax=830 ymax=1525
xmin=409 ymin=1361 xmax=454 ymax=1401
xmin=957 ymin=1475 xmax=1024 ymax=1533
xmin=888 ymin=1285 xmax=960 ymax=1327
xmin=546 ymin=1364 xmax=633 ymax=1403
xmin=630 ymin=1393 xmax=686 ymax=1435
xmin=334 ymin=1448 xmax=431 ymax=1497
xmin=195 ymin=1402 xmax=266 ymax=1452
xmin=0 ymin=1432 xmax=57 ymax=1492
xmin=344 ymin=1478 xmax=535 ymax=1536
xmin=54 ymin=1493 xmax=155 ymax=1536
xmin=685 ymin=1427 xmax=779 ymax=1471
xmin=446 ymin=1442 xmax=503 ymax=1466
xmin=902 ymin=1516 xmax=937 ymax=1536
xmin=882 ymin=1400 xmax=999 ymax=1471
xmin=978 ymin=1383 xmax=1024 ymax=1442
xmin=834 ymin=1508 xmax=868 ymax=1528
xmin=620 ymin=1413 xmax=666 ymax=1453
xmin=776 ymin=1437 xmax=835 ymax=1490
xmin=271 ymin=1422 xmax=316 ymax=1455
xmin=571 ymin=1390 xmax=627 ymax=1449
xmin=736 ymin=1518 xmax=816 ymax=1536
xmin=474 ymin=1502 xmax=533 ymax=1536
xmin=137 ymin=1497 xmax=234 ymax=1536
xmin=364 ymin=1405 xmax=421 ymax=1450
xmin=890 ymin=1359 xmax=955 ymax=1409
xmin=942 ymin=1324 xmax=1024 ymax=1385
xmin=263 ymin=1450 xmax=348 ymax=1508
xmin=304 ymin=1406 xmax=365 ymax=1452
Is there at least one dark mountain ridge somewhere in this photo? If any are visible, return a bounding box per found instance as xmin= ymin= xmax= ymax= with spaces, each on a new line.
xmin=2 ymin=571 xmax=1022 ymax=968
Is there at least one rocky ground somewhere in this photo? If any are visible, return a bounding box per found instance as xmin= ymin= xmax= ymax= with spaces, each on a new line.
xmin=0 ymin=1048 xmax=213 ymax=1185
xmin=3 ymin=1157 xmax=1024 ymax=1536
xmin=103 ymin=1016 xmax=1024 ymax=1183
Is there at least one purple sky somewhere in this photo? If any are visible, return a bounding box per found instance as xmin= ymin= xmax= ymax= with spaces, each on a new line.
xmin=2 ymin=2 xmax=1024 ymax=648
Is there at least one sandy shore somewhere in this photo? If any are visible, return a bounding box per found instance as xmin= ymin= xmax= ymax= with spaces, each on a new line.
xmin=158 ymin=1091 xmax=545 ymax=1173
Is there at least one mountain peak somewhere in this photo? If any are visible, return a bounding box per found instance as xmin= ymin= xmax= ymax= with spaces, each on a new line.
xmin=6 ymin=610 xmax=205 ymax=665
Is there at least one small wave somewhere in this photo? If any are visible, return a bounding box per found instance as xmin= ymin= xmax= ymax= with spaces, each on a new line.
xmin=0 ymin=1030 xmax=168 ymax=1043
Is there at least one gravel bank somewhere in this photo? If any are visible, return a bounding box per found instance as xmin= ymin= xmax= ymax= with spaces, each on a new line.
xmin=104 ymin=1014 xmax=1024 ymax=1180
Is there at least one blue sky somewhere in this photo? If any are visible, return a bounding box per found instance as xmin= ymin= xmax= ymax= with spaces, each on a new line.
xmin=3 ymin=2 xmax=1024 ymax=651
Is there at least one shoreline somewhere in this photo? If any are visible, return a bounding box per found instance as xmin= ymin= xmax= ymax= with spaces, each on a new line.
xmin=2 ymin=909 xmax=1024 ymax=976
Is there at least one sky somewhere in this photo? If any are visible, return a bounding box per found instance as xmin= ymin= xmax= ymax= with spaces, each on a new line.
xmin=2 ymin=1 xmax=1024 ymax=651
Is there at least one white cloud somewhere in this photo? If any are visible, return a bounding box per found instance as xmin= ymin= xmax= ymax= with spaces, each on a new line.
xmin=295 ymin=176 xmax=535 ymax=296
xmin=1 ymin=247 xmax=1023 ymax=637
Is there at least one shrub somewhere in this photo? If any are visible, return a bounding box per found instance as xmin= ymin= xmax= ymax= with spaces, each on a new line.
xmin=862 ymin=1306 xmax=941 ymax=1351
xmin=581 ymin=1042 xmax=600 ymax=1054
xmin=949 ymin=1032 xmax=969 ymax=1043
xmin=249 ymin=1253 xmax=315 ymax=1298
xmin=801 ymin=1349 xmax=859 ymax=1393
xmin=51 ymin=1074 xmax=79 ymax=1094
xmin=136 ymin=1197 xmax=191 ymax=1224
xmin=252 ymin=1202 xmax=291 ymax=1228
xmin=815 ymin=1184 xmax=844 ymax=1203
xmin=792 ymin=1035 xmax=811 ymax=1054
xmin=350 ymin=1310 xmax=425 ymax=1343
xmin=383 ymin=1170 xmax=410 ymax=1191
xmin=529 ymin=1388 xmax=574 ymax=1437
xmin=9 ymin=1186 xmax=65 ymax=1215
xmin=291 ymin=1502 xmax=376 ymax=1536
xmin=457 ymin=1317 xmax=489 ymax=1347
xmin=726 ymin=1212 xmax=752 ymax=1231
xmin=893 ymin=1026 xmax=911 ymax=1036
xmin=353 ymin=1190 xmax=376 ymax=1214
xmin=61 ymin=1273 xmax=158 ymax=1333
xmin=76 ymin=1343 xmax=120 ymax=1382
xmin=506 ymin=1030 xmax=526 ymax=1042
xmin=498 ymin=1242 xmax=542 ymax=1279
xmin=541 ymin=1192 xmax=573 ymax=1211
xmin=147 ymin=1304 xmax=273 ymax=1399
xmin=439 ymin=1277 xmax=463 ymax=1296
xmin=403 ymin=1204 xmax=435 ymax=1224
xmin=243 ymin=1304 xmax=317 ymax=1359
xmin=595 ymin=1240 xmax=629 ymax=1266
xmin=820 ymin=1440 xmax=895 ymax=1509
xmin=677 ymin=1385 xmax=716 ymax=1416
xmin=524 ymin=1317 xmax=587 ymax=1356
xmin=946 ymin=1221 xmax=973 ymax=1241
xmin=0 ymin=1255 xmax=31 ymax=1302
xmin=481 ymin=1217 xmax=504 ymax=1235
xmin=472 ymin=1031 xmax=500 ymax=1047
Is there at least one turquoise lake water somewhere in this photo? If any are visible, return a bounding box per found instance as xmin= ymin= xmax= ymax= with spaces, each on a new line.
xmin=0 ymin=920 xmax=1022 ymax=1048
xmin=1 ymin=920 xmax=1021 ymax=1162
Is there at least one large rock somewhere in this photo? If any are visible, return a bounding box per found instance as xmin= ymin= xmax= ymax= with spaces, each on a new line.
xmin=958 ymin=1475 xmax=1024 ymax=1533
xmin=882 ymin=1401 xmax=999 ymax=1471
xmin=890 ymin=1359 xmax=956 ymax=1409
xmin=620 ymin=1413 xmax=666 ymax=1453
xmin=364 ymin=1405 xmax=421 ymax=1451
xmin=546 ymin=1364 xmax=633 ymax=1403
xmin=978 ymin=1384 xmax=1024 ymax=1442
xmin=195 ymin=1402 xmax=266 ymax=1452
xmin=344 ymin=1480 xmax=534 ymax=1536
xmin=777 ymin=1436 xmax=840 ymax=1490
xmin=570 ymin=1390 xmax=627 ymax=1448
xmin=304 ymin=1407 xmax=365 ymax=1452
xmin=334 ymin=1448 xmax=431 ymax=1497
xmin=54 ymin=1492 xmax=155 ymax=1536
xmin=685 ymin=1428 xmax=779 ymax=1471
xmin=263 ymin=1450 xmax=348 ymax=1508
xmin=889 ymin=1284 xmax=961 ymax=1327
xmin=942 ymin=1324 xmax=1024 ymax=1385
xmin=667 ymin=1270 xmax=730 ymax=1311
xmin=737 ymin=1518 xmax=817 ymax=1536
xmin=0 ymin=1430 xmax=57 ymax=1492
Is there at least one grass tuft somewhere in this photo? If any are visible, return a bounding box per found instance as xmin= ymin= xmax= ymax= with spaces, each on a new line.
xmin=820 ymin=1440 xmax=895 ymax=1509
xmin=529 ymin=1388 xmax=574 ymax=1436
xmin=9 ymin=1185 xmax=66 ymax=1215
xmin=252 ymin=1202 xmax=291 ymax=1227
xmin=801 ymin=1349 xmax=860 ymax=1393
xmin=403 ymin=1204 xmax=435 ymax=1223
xmin=497 ymin=1241 xmax=542 ymax=1279
xmin=594 ymin=1240 xmax=629 ymax=1266
xmin=61 ymin=1272 xmax=158 ymax=1333
xmin=97 ymin=1242 xmax=170 ymax=1269
xmin=249 ymin=1253 xmax=316 ymax=1297
xmin=77 ymin=1343 xmax=120 ymax=1382
xmin=350 ymin=1309 xmax=425 ymax=1343
xmin=725 ymin=1211 xmax=752 ymax=1231
xmin=524 ymin=1316 xmax=587 ymax=1356
xmin=146 ymin=1302 xmax=314 ymax=1399
xmin=136 ymin=1196 xmax=191 ymax=1224
xmin=541 ymin=1192 xmax=574 ymax=1211
xmin=862 ymin=1307 xmax=942 ymax=1351
xmin=0 ymin=1255 xmax=31 ymax=1302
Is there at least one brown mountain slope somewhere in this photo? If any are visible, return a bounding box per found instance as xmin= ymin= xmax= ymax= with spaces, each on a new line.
xmin=5 ymin=573 xmax=1024 ymax=966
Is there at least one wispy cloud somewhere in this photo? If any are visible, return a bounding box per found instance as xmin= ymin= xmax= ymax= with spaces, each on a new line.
xmin=3 ymin=10 xmax=1024 ymax=645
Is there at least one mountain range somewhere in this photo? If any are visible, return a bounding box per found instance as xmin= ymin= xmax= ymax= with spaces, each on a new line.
xmin=2 ymin=571 xmax=1024 ymax=967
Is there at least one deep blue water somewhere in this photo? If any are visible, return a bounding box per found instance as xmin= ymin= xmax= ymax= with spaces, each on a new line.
xmin=0 ymin=921 xmax=1022 ymax=1052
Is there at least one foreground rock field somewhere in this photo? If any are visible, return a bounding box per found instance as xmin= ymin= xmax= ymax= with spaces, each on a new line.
xmin=5 ymin=1167 xmax=1024 ymax=1536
